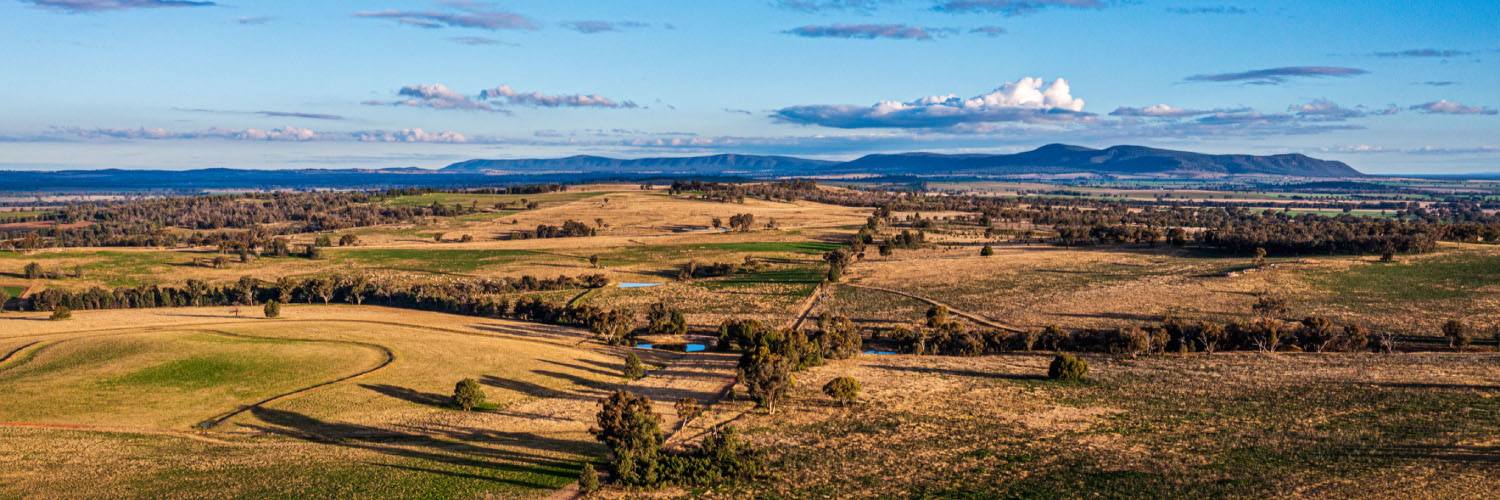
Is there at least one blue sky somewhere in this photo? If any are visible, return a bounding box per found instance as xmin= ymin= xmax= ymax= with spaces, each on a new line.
xmin=0 ymin=0 xmax=1496 ymax=174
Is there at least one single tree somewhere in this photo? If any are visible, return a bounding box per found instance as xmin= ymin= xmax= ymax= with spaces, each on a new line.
xmin=452 ymin=378 xmax=486 ymax=411
xmin=23 ymin=262 xmax=44 ymax=280
xmin=50 ymin=306 xmax=71 ymax=321
xmin=589 ymin=390 xmax=663 ymax=485
xmin=623 ymin=352 xmax=645 ymax=380
xmin=822 ymin=376 xmax=861 ymax=405
xmin=264 ymin=300 xmax=281 ymax=319
xmin=739 ymin=346 xmax=794 ymax=413
xmin=1252 ymin=247 xmax=1267 ymax=267
xmin=980 ymin=244 xmax=994 ymax=257
xmin=589 ymin=254 xmax=601 ymax=269
xmin=338 ymin=234 xmax=359 ymax=246
xmin=1443 ymin=319 xmax=1470 ymax=348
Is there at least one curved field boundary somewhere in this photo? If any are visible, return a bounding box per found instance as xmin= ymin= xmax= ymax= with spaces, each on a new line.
xmin=0 ymin=327 xmax=397 ymax=431
xmin=196 ymin=329 xmax=396 ymax=429
xmin=0 ymin=341 xmax=46 ymax=372
xmin=843 ymin=283 xmax=1023 ymax=333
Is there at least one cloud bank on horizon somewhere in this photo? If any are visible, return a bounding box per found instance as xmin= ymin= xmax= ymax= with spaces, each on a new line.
xmin=2 ymin=0 xmax=1498 ymax=174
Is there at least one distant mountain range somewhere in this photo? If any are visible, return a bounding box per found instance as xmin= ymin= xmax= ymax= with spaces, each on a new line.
xmin=442 ymin=144 xmax=1363 ymax=178
xmin=0 ymin=144 xmax=1362 ymax=194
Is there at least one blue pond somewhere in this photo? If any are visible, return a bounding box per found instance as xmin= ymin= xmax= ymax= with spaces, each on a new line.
xmin=863 ymin=350 xmax=900 ymax=355
xmin=636 ymin=343 xmax=707 ymax=352
xmin=618 ymin=282 xmax=664 ymax=288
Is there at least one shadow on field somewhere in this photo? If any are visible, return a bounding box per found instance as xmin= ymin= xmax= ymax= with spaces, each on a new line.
xmin=479 ymin=374 xmax=605 ymax=402
xmin=1371 ymin=382 xmax=1500 ymax=391
xmin=538 ymin=358 xmax=618 ymax=378
xmin=473 ymin=322 xmax=589 ymax=340
xmin=1372 ymin=444 xmax=1500 ymax=464
xmin=361 ymin=383 xmax=449 ymax=407
xmin=1048 ymin=311 xmax=1164 ymax=323
xmin=871 ymin=364 xmax=1047 ymax=381
xmin=244 ymin=406 xmax=591 ymax=489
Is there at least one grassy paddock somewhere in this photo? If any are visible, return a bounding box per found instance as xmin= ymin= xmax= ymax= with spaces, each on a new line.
xmin=684 ymin=352 xmax=1500 ymax=499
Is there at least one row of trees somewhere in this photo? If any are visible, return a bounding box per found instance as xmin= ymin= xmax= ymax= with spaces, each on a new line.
xmin=875 ymin=305 xmax=1413 ymax=357
xmin=0 ymin=185 xmax=568 ymax=251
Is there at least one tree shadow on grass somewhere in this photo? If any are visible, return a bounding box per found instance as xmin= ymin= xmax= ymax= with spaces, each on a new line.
xmin=479 ymin=375 xmax=605 ymax=402
xmin=243 ymin=406 xmax=589 ymax=490
xmin=870 ymin=364 xmax=1047 ymax=381
xmin=361 ymin=383 xmax=450 ymax=408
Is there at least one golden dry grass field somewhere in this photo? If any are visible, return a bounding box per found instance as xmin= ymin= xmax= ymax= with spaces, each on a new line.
xmin=0 ymin=305 xmax=738 ymax=500
xmin=637 ymin=351 xmax=1500 ymax=500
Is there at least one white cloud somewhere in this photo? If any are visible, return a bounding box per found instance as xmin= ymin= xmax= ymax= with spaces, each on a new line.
xmin=1109 ymin=104 xmax=1209 ymax=118
xmin=775 ymin=77 xmax=1089 ymax=129
xmin=1409 ymin=99 xmax=1497 ymax=115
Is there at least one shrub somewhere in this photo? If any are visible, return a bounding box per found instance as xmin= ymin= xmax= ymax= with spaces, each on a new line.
xmin=1196 ymin=321 xmax=1226 ymax=354
xmin=452 ymin=378 xmax=485 ymax=411
xmin=49 ymin=306 xmax=71 ymax=321
xmin=1298 ymin=316 xmax=1338 ymax=352
xmin=980 ymin=244 xmax=994 ymax=256
xmin=819 ymin=315 xmax=862 ymax=360
xmin=674 ymin=397 xmax=702 ymax=424
xmin=263 ymin=300 xmax=281 ymax=319
xmin=1339 ymin=324 xmax=1370 ymax=352
xmin=1048 ymin=354 xmax=1088 ymax=381
xmin=1039 ymin=324 xmax=1068 ymax=351
xmin=822 ymin=376 xmax=860 ymax=405
xmin=624 ymin=352 xmax=645 ymax=380
xmin=647 ymin=302 xmax=686 ymax=336
xmin=1443 ymin=319 xmax=1469 ymax=348
xmin=24 ymin=262 xmax=44 ymax=280
xmin=579 ymin=463 xmax=600 ymax=493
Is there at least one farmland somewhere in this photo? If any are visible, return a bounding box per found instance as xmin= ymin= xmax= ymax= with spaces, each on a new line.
xmin=3 ymin=181 xmax=1500 ymax=499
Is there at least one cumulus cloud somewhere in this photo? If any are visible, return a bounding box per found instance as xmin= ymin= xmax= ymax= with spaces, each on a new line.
xmin=21 ymin=0 xmax=213 ymax=12
xmin=775 ymin=77 xmax=1089 ymax=129
xmin=933 ymin=0 xmax=1104 ymax=16
xmin=560 ymin=20 xmax=653 ymax=33
xmin=784 ymin=23 xmax=940 ymax=40
xmin=1184 ymin=66 xmax=1367 ymax=85
xmin=479 ymin=85 xmax=637 ymax=108
xmin=351 ymin=2 xmax=536 ymax=31
xmin=1408 ymin=100 xmax=1497 ymax=115
xmin=364 ymin=83 xmax=636 ymax=112
xmin=1373 ymin=48 xmax=1471 ymax=58
xmin=1166 ymin=6 xmax=1248 ymax=14
xmin=1109 ymin=104 xmax=1214 ymax=118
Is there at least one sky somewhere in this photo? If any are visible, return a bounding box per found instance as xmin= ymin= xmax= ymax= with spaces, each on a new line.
xmin=0 ymin=0 xmax=1497 ymax=174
